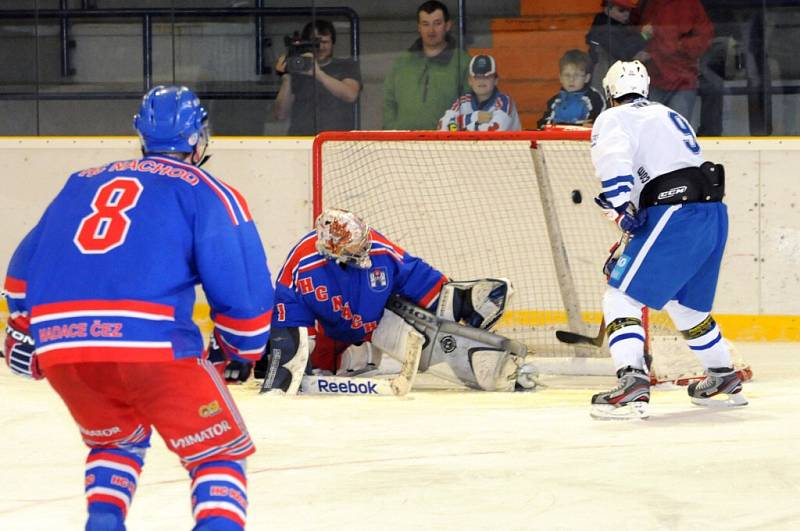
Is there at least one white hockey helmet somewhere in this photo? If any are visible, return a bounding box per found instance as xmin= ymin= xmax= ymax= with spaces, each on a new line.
xmin=315 ymin=208 xmax=372 ymax=268
xmin=603 ymin=60 xmax=650 ymax=101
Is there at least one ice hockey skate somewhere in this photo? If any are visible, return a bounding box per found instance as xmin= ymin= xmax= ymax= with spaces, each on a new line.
xmin=687 ymin=367 xmax=748 ymax=407
xmin=591 ymin=367 xmax=651 ymax=420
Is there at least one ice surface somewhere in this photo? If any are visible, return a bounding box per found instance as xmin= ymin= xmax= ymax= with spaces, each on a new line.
xmin=0 ymin=342 xmax=798 ymax=530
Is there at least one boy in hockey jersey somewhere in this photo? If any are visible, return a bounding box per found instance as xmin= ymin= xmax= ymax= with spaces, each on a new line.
xmin=589 ymin=61 xmax=746 ymax=420
xmin=438 ymin=54 xmax=521 ymax=131
xmin=247 ymin=208 xmax=534 ymax=394
xmin=537 ymin=49 xmax=605 ymax=129
xmin=3 ymin=86 xmax=273 ymax=530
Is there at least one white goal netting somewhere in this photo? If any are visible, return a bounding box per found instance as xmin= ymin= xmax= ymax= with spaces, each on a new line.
xmin=313 ymin=131 xmax=749 ymax=383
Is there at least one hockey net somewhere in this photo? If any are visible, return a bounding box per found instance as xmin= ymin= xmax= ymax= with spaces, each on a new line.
xmin=312 ymin=130 xmax=750 ymax=385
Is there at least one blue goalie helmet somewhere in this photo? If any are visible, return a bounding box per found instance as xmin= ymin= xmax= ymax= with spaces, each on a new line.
xmin=133 ymin=85 xmax=208 ymax=156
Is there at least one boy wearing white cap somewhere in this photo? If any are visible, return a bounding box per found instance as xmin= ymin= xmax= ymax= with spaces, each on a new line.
xmin=438 ymin=54 xmax=521 ymax=131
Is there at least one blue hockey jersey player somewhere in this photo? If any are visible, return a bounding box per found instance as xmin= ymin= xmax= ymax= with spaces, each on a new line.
xmin=2 ymin=85 xmax=272 ymax=530
xmin=252 ymin=208 xmax=530 ymax=395
xmin=272 ymin=209 xmax=447 ymax=372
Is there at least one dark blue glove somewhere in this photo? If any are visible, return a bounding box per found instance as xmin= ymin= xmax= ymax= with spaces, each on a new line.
xmin=594 ymin=195 xmax=647 ymax=233
xmin=222 ymin=359 xmax=252 ymax=383
xmin=4 ymin=321 xmax=42 ymax=379
xmin=207 ymin=330 xmax=252 ymax=383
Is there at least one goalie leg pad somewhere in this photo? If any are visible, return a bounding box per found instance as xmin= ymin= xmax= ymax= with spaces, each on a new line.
xmin=436 ymin=278 xmax=514 ymax=330
xmin=387 ymin=294 xmax=528 ymax=391
xmin=338 ymin=342 xmax=382 ymax=375
xmin=425 ymin=321 xmax=528 ymax=392
xmin=371 ymin=309 xmax=420 ymax=364
xmin=302 ymin=311 xmax=424 ymax=396
xmin=259 ymin=327 xmax=309 ymax=395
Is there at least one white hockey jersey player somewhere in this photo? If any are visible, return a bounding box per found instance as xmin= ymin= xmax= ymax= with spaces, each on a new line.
xmin=591 ymin=97 xmax=704 ymax=210
xmin=589 ymin=60 xmax=745 ymax=420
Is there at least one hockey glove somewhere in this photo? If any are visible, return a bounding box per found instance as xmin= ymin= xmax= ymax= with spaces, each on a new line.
xmin=221 ymin=359 xmax=252 ymax=383
xmin=4 ymin=321 xmax=42 ymax=380
xmin=207 ymin=330 xmax=252 ymax=384
xmin=594 ymin=195 xmax=647 ymax=233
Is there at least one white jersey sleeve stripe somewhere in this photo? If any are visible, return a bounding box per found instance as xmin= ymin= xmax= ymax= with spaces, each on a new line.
xmin=602 ymin=182 xmax=633 ymax=199
xmin=601 ymin=175 xmax=634 ymax=188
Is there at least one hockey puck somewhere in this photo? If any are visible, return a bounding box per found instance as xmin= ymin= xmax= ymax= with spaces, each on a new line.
xmin=571 ymin=189 xmax=582 ymax=204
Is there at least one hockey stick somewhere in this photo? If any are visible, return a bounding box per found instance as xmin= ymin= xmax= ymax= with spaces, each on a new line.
xmin=554 ymin=233 xmax=629 ymax=348
xmin=555 ymin=318 xmax=606 ymax=347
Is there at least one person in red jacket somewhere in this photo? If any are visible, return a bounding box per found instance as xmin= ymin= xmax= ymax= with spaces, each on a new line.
xmin=639 ymin=0 xmax=713 ymax=123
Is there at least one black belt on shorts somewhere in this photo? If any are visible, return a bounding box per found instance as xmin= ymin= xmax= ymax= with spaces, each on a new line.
xmin=639 ymin=161 xmax=725 ymax=208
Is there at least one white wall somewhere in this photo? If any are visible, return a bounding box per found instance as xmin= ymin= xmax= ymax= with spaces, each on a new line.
xmin=0 ymin=137 xmax=313 ymax=279
xmin=703 ymin=139 xmax=800 ymax=315
xmin=0 ymin=137 xmax=798 ymax=316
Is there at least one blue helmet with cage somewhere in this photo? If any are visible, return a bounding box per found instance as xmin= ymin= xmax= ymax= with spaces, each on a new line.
xmin=133 ymin=85 xmax=208 ymax=158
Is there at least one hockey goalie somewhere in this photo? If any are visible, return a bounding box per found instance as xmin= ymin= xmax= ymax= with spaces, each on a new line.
xmin=237 ymin=208 xmax=537 ymax=395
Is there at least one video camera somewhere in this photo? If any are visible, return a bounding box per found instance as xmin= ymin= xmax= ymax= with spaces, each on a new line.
xmin=284 ymin=31 xmax=318 ymax=74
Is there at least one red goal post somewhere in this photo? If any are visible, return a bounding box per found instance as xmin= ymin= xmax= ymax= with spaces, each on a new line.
xmin=311 ymin=130 xmax=750 ymax=384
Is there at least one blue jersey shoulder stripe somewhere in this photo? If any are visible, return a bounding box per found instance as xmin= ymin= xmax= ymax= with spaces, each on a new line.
xmin=277 ymin=232 xmax=321 ymax=288
xmin=369 ymin=230 xmax=405 ymax=262
xmin=150 ymin=156 xmax=250 ymax=225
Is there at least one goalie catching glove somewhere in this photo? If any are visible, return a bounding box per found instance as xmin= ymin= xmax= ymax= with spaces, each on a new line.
xmin=436 ymin=278 xmax=513 ymax=330
xmin=595 ymin=195 xmax=647 ymax=233
xmin=4 ymin=319 xmax=42 ymax=380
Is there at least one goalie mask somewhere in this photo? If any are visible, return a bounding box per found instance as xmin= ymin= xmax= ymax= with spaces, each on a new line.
xmin=603 ymin=60 xmax=649 ymax=102
xmin=315 ymin=209 xmax=372 ymax=268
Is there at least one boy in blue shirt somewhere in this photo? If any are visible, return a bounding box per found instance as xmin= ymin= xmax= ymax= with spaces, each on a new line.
xmin=538 ymin=49 xmax=605 ymax=128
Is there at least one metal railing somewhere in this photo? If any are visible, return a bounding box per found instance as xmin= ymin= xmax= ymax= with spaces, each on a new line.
xmin=0 ymin=4 xmax=360 ymax=104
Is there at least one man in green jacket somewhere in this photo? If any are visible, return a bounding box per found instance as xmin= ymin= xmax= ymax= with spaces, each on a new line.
xmin=383 ymin=0 xmax=471 ymax=130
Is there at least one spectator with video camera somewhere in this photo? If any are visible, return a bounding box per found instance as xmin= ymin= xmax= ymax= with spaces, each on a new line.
xmin=273 ymin=19 xmax=362 ymax=135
